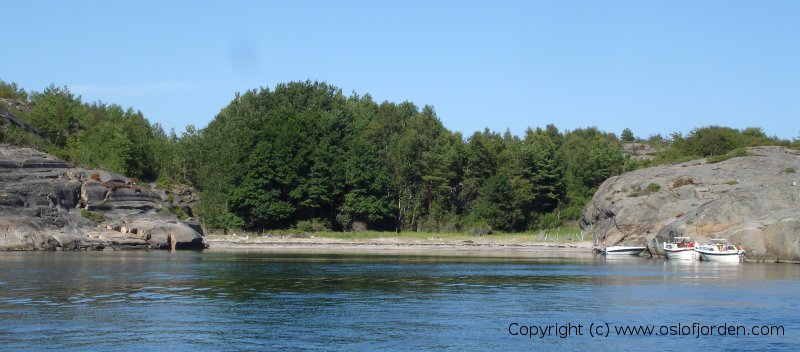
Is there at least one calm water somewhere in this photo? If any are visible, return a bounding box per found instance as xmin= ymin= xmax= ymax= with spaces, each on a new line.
xmin=0 ymin=250 xmax=798 ymax=351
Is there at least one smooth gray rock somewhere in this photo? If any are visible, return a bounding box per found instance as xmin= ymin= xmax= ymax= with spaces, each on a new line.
xmin=582 ymin=146 xmax=800 ymax=261
xmin=0 ymin=145 xmax=206 ymax=251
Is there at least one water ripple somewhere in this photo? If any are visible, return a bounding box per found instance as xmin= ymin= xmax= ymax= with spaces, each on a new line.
xmin=0 ymin=252 xmax=796 ymax=351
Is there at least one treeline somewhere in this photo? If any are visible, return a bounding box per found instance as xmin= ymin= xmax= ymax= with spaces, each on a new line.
xmin=1 ymin=79 xmax=797 ymax=233
xmin=180 ymin=81 xmax=638 ymax=232
xmin=0 ymin=81 xmax=185 ymax=185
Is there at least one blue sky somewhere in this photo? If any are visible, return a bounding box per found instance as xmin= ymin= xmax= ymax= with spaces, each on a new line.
xmin=3 ymin=0 xmax=799 ymax=139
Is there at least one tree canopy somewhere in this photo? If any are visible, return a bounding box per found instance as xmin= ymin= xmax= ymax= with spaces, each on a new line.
xmin=2 ymin=79 xmax=796 ymax=233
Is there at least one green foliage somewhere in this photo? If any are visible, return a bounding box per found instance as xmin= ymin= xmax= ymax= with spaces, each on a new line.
xmin=295 ymin=218 xmax=330 ymax=232
xmin=27 ymin=84 xmax=89 ymax=147
xmin=533 ymin=212 xmax=562 ymax=230
xmin=172 ymin=206 xmax=189 ymax=221
xmin=559 ymin=204 xmax=584 ymax=221
xmin=726 ymin=180 xmax=739 ymax=185
xmin=14 ymin=80 xmax=796 ymax=234
xmin=204 ymin=212 xmax=245 ymax=231
xmin=621 ymin=128 xmax=635 ymax=142
xmin=0 ymin=122 xmax=47 ymax=147
xmin=676 ymin=126 xmax=744 ymax=157
xmin=784 ymin=167 xmax=796 ymax=173
xmin=156 ymin=176 xmax=173 ymax=190
xmin=706 ymin=147 xmax=755 ymax=164
xmin=561 ymin=127 xmax=628 ymax=204
xmin=462 ymin=220 xmax=492 ymax=236
xmin=658 ymin=126 xmax=784 ymax=164
xmin=80 ymin=209 xmax=105 ymax=223
xmin=0 ymin=80 xmax=28 ymax=100
xmin=187 ymin=84 xmax=634 ymax=233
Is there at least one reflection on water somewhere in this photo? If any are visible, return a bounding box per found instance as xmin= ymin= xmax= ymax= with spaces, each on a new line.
xmin=0 ymin=251 xmax=798 ymax=351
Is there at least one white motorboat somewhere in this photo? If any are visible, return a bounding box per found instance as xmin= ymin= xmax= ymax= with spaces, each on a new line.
xmin=602 ymin=245 xmax=647 ymax=256
xmin=663 ymin=236 xmax=697 ymax=261
xmin=695 ymin=239 xmax=744 ymax=263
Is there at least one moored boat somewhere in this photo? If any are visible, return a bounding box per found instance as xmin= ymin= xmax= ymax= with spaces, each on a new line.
xmin=663 ymin=236 xmax=697 ymax=261
xmin=602 ymin=245 xmax=647 ymax=256
xmin=695 ymin=239 xmax=744 ymax=263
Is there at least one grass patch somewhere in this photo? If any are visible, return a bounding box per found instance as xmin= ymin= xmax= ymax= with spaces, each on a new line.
xmin=80 ymin=209 xmax=105 ymax=223
xmin=726 ymin=180 xmax=739 ymax=185
xmin=785 ymin=167 xmax=796 ymax=173
xmin=628 ymin=183 xmax=661 ymax=197
xmin=172 ymin=207 xmax=189 ymax=221
xmin=706 ymin=148 xmax=756 ymax=164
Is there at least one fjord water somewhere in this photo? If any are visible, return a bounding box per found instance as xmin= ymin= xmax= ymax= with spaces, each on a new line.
xmin=0 ymin=251 xmax=797 ymax=351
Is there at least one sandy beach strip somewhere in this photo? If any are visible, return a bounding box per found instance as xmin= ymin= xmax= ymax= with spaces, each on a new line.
xmin=204 ymin=236 xmax=596 ymax=258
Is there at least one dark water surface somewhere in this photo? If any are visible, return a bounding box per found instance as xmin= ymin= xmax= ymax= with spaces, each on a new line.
xmin=0 ymin=250 xmax=798 ymax=351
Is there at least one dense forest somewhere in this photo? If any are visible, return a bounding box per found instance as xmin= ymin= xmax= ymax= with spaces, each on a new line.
xmin=2 ymin=79 xmax=797 ymax=233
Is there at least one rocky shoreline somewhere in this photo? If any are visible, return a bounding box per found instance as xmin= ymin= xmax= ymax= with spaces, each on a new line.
xmin=582 ymin=146 xmax=800 ymax=262
xmin=0 ymin=145 xmax=206 ymax=251
xmin=5 ymin=143 xmax=800 ymax=262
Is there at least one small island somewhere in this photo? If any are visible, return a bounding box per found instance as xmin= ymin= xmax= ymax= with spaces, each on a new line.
xmin=2 ymin=81 xmax=800 ymax=261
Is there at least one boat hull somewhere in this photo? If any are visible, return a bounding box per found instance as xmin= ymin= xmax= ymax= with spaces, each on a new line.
xmin=603 ymin=246 xmax=646 ymax=256
xmin=696 ymin=250 xmax=743 ymax=263
xmin=664 ymin=248 xmax=697 ymax=261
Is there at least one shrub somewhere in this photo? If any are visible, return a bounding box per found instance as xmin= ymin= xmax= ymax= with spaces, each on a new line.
xmin=785 ymin=167 xmax=796 ymax=173
xmin=336 ymin=212 xmax=352 ymax=229
xmin=205 ymin=212 xmax=245 ymax=233
xmin=295 ymin=218 xmax=330 ymax=232
xmin=706 ymin=148 xmax=755 ymax=164
xmin=726 ymin=180 xmax=739 ymax=185
xmin=155 ymin=176 xmax=172 ymax=190
xmin=681 ymin=126 xmax=746 ymax=157
xmin=172 ymin=206 xmax=189 ymax=221
xmin=647 ymin=183 xmax=661 ymax=192
xmin=80 ymin=209 xmax=105 ymax=223
xmin=535 ymin=212 xmax=562 ymax=230
xmin=463 ymin=220 xmax=492 ymax=236
xmin=560 ymin=205 xmax=584 ymax=221
xmin=0 ymin=80 xmax=28 ymax=100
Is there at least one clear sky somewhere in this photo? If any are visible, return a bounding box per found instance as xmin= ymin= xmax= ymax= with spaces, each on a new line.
xmin=3 ymin=0 xmax=799 ymax=139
